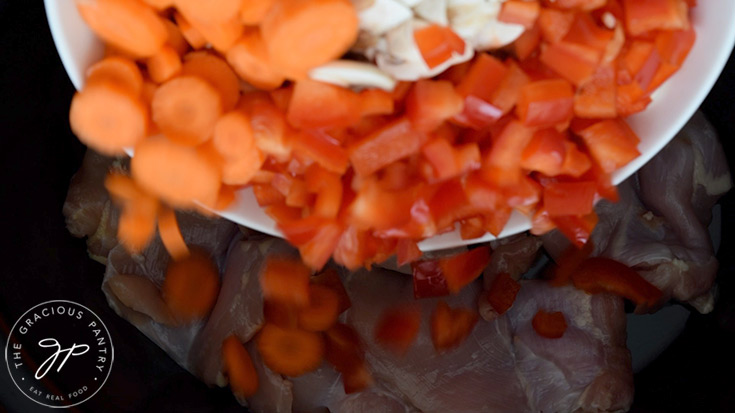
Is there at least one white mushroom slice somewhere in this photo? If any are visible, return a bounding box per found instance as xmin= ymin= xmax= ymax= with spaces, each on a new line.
xmin=473 ymin=20 xmax=525 ymax=50
xmin=309 ymin=60 xmax=397 ymax=91
xmin=413 ymin=0 xmax=449 ymax=26
xmin=358 ymin=0 xmax=413 ymax=36
xmin=447 ymin=0 xmax=501 ymax=41
xmin=396 ymin=0 xmax=423 ymax=6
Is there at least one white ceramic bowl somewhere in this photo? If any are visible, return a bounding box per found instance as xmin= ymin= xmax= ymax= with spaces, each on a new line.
xmin=45 ymin=1 xmax=735 ymax=251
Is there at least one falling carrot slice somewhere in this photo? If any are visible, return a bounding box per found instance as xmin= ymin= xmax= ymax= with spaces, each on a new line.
xmin=174 ymin=11 xmax=207 ymax=50
xmin=298 ymin=285 xmax=340 ymax=332
xmin=256 ymin=323 xmax=324 ymax=377
xmin=117 ymin=201 xmax=158 ymax=253
xmin=181 ymin=52 xmax=241 ymax=111
xmin=225 ymin=28 xmax=286 ymax=90
xmin=131 ymin=136 xmax=221 ymax=208
xmin=221 ymin=146 xmax=265 ymax=185
xmin=69 ymin=82 xmax=148 ymax=156
xmin=162 ymin=248 xmax=220 ymax=323
xmin=310 ymin=268 xmax=351 ymax=314
xmin=75 ymin=0 xmax=168 ymax=57
xmin=151 ymin=75 xmax=223 ymax=146
xmin=259 ymin=256 xmax=311 ymax=308
xmin=213 ymin=111 xmax=256 ymax=160
xmin=222 ymin=335 xmax=259 ymax=399
xmin=261 ymin=0 xmax=359 ymax=79
xmin=175 ymin=0 xmax=242 ymax=24
xmin=430 ymin=301 xmax=479 ymax=352
xmin=157 ymin=206 xmax=190 ymax=260
xmin=86 ymin=55 xmax=144 ymax=96
xmin=240 ymin=0 xmax=277 ymax=24
xmin=374 ymin=306 xmax=421 ymax=354
xmin=146 ymin=45 xmax=182 ymax=84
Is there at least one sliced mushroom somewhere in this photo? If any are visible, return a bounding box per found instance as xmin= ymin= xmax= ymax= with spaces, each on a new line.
xmin=447 ymin=0 xmax=501 ymax=41
xmin=358 ymin=0 xmax=413 ymax=36
xmin=473 ymin=20 xmax=525 ymax=50
xmin=413 ymin=0 xmax=449 ymax=26
xmin=309 ymin=60 xmax=397 ymax=91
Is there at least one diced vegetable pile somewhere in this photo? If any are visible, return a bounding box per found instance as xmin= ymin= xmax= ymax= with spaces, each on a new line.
xmin=68 ymin=0 xmax=690 ymax=399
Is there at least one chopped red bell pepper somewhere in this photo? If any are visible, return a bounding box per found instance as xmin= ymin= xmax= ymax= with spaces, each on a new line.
xmin=546 ymin=239 xmax=595 ymax=286
xmin=440 ymin=246 xmax=492 ymax=293
xmin=520 ymin=128 xmax=566 ymax=176
xmin=543 ymin=181 xmax=597 ymax=217
xmin=414 ymin=24 xmax=466 ymax=69
xmin=456 ymin=53 xmax=508 ymax=102
xmin=349 ymin=117 xmax=424 ymax=176
xmin=623 ymin=0 xmax=689 ymax=37
xmin=289 ymin=129 xmax=350 ymax=174
xmin=486 ymin=272 xmax=522 ymax=314
xmin=516 ymin=78 xmax=575 ymax=127
xmin=287 ymin=79 xmax=361 ymax=129
xmin=430 ymin=301 xmax=479 ymax=351
xmin=551 ymin=211 xmax=599 ymax=248
xmin=576 ymin=119 xmax=640 ymax=174
xmin=532 ymin=310 xmax=568 ymax=338
xmin=499 ymin=0 xmax=541 ymax=29
xmin=411 ymin=259 xmax=450 ymax=299
xmin=406 ymin=80 xmax=464 ymax=133
xmin=374 ymin=306 xmax=421 ymax=354
xmin=574 ymin=64 xmax=617 ymax=119
xmin=571 ymin=257 xmax=663 ymax=308
xmin=538 ymin=8 xmax=574 ymax=43
xmin=540 ymin=41 xmax=600 ymax=86
xmin=311 ymin=268 xmax=352 ymax=314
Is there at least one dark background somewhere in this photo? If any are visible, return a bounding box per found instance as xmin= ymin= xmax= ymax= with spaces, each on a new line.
xmin=1 ymin=1 xmax=733 ymax=412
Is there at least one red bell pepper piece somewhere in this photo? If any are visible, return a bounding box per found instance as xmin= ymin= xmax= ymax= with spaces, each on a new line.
xmin=374 ymin=306 xmax=421 ymax=354
xmin=575 ymin=64 xmax=617 ymax=119
xmin=539 ymin=41 xmax=600 ymax=86
xmin=576 ymin=119 xmax=640 ymax=174
xmin=430 ymin=301 xmax=479 ymax=351
xmin=538 ymin=8 xmax=574 ymax=43
xmin=441 ymin=246 xmax=492 ymax=293
xmin=406 ymin=80 xmax=464 ymax=133
xmin=562 ymin=12 xmax=614 ymax=52
xmin=289 ymin=129 xmax=350 ymax=174
xmin=287 ymin=79 xmax=361 ymax=129
xmin=411 ymin=259 xmax=450 ymax=299
xmin=486 ymin=272 xmax=522 ymax=314
xmin=491 ymin=61 xmax=531 ymax=114
xmin=349 ymin=117 xmax=424 ymax=176
xmin=520 ymin=128 xmax=566 ymax=176
xmin=571 ymin=257 xmax=663 ymax=308
xmin=546 ymin=239 xmax=595 ymax=286
xmin=456 ymin=53 xmax=508 ymax=101
xmin=623 ymin=0 xmax=689 ymax=36
xmin=543 ymin=181 xmax=597 ymax=217
xmin=551 ymin=211 xmax=599 ymax=248
xmin=498 ymin=0 xmax=541 ymax=29
xmin=414 ymin=24 xmax=466 ymax=69
xmin=311 ymin=268 xmax=352 ymax=314
xmin=513 ymin=23 xmax=542 ymax=60
xmin=359 ymin=88 xmax=395 ymax=117
xmin=532 ymin=310 xmax=568 ymax=338
xmin=516 ymin=79 xmax=575 ymax=127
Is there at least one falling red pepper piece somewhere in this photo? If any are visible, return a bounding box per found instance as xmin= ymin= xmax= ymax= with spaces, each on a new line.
xmin=486 ymin=272 xmax=522 ymax=315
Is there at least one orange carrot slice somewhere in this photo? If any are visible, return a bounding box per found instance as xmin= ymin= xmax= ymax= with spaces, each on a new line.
xmin=259 ymin=256 xmax=311 ymax=307
xmin=240 ymin=0 xmax=277 ymax=24
xmin=221 ymin=146 xmax=265 ymax=185
xmin=117 ymin=200 xmax=158 ymax=253
xmin=70 ymin=82 xmax=148 ymax=156
xmin=261 ymin=0 xmax=359 ymax=79
xmin=175 ymin=0 xmax=241 ymax=23
xmin=143 ymin=0 xmax=173 ymax=10
xmin=256 ymin=323 xmax=324 ymax=377
xmin=226 ymin=28 xmax=286 ymax=90
xmin=374 ymin=306 xmax=421 ymax=354
xmin=310 ymin=268 xmax=351 ymax=314
xmin=182 ymin=52 xmax=241 ymax=111
xmin=213 ymin=111 xmax=256 ymax=160
xmin=297 ymin=285 xmax=340 ymax=332
xmin=264 ymin=300 xmax=300 ymax=329
xmin=162 ymin=248 xmax=220 ymax=322
xmin=146 ymin=45 xmax=182 ymax=84
xmin=183 ymin=14 xmax=244 ymax=52
xmin=157 ymin=206 xmax=190 ymax=260
xmin=222 ymin=335 xmax=259 ymax=399
xmin=76 ymin=0 xmax=168 ymax=57
xmin=174 ymin=12 xmax=207 ymax=50
xmin=131 ymin=136 xmax=221 ymax=208
xmin=161 ymin=18 xmax=189 ymax=56
xmin=86 ymin=56 xmax=144 ymax=96
xmin=430 ymin=301 xmax=479 ymax=352
xmin=150 ymin=75 xmax=223 ymax=146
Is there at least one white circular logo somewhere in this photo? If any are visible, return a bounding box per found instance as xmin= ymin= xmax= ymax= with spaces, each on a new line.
xmin=4 ymin=300 xmax=114 ymax=408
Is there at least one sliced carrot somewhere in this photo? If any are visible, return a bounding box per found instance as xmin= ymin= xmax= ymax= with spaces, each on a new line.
xmin=174 ymin=12 xmax=207 ymax=50
xmin=86 ymin=56 xmax=144 ymax=96
xmin=157 ymin=206 xmax=190 ymax=260
xmin=532 ymin=310 xmax=567 ymax=338
xmin=261 ymin=0 xmax=359 ymax=79
xmin=430 ymin=301 xmax=479 ymax=352
xmin=70 ymin=82 xmax=148 ymax=156
xmin=161 ymin=18 xmax=189 ymax=56
xmin=215 ymin=184 xmax=239 ymax=210
xmin=270 ymin=86 xmax=293 ymax=112
xmin=175 ymin=0 xmax=241 ymax=23
xmin=183 ymin=13 xmax=244 ymax=51
xmin=146 ymin=45 xmax=182 ymax=84
xmin=181 ymin=52 xmax=241 ymax=111
xmin=374 ymin=306 xmax=421 ymax=354
xmin=131 ymin=136 xmax=221 ymax=208
xmin=341 ymin=361 xmax=374 ymax=394
xmin=117 ymin=200 xmax=158 ymax=253
xmin=162 ymin=248 xmax=220 ymax=322
xmin=240 ymin=0 xmax=277 ymax=25
xmin=105 ymin=172 xmax=150 ymax=204
xmin=264 ymin=299 xmax=299 ymax=328
xmin=486 ymin=273 xmax=521 ymax=315
xmin=226 ymin=28 xmax=286 ymax=90
xmin=297 ymin=285 xmax=340 ymax=332
xmin=221 ymin=146 xmax=265 ymax=185
xmin=260 ymin=256 xmax=311 ymax=307
xmin=76 ymin=0 xmax=168 ymax=57
xmin=221 ymin=335 xmax=259 ymax=399
xmin=310 ymin=268 xmax=351 ymax=314
xmin=151 ymin=75 xmax=223 ymax=145
xmin=213 ymin=111 xmax=256 ymax=160
xmin=143 ymin=0 xmax=173 ymax=10
xmin=256 ymin=323 xmax=325 ymax=377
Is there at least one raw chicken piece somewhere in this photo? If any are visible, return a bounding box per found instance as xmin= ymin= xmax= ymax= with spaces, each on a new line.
xmin=543 ymin=112 xmax=732 ymax=313
xmin=340 ymin=268 xmax=632 ymax=413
